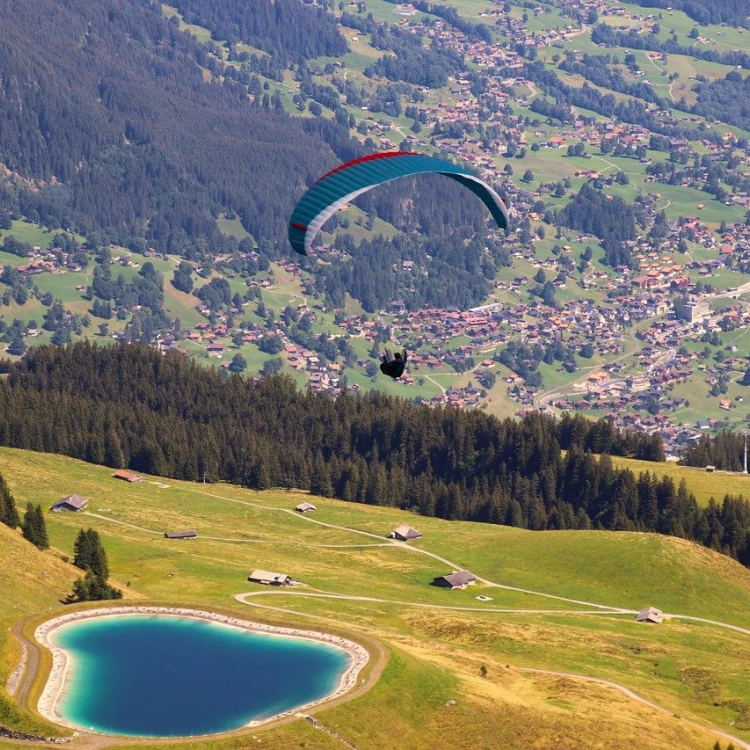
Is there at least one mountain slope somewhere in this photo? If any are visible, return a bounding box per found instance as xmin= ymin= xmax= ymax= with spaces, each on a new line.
xmin=0 ymin=523 xmax=79 ymax=736
xmin=0 ymin=447 xmax=749 ymax=748
xmin=0 ymin=0 xmax=351 ymax=253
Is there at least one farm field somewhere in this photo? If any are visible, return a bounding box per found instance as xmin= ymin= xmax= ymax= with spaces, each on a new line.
xmin=0 ymin=449 xmax=749 ymax=748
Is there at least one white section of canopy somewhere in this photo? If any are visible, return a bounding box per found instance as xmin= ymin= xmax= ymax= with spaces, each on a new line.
xmin=305 ymin=186 xmax=371 ymax=255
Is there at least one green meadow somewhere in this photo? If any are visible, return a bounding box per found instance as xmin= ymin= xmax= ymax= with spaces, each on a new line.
xmin=0 ymin=448 xmax=749 ymax=748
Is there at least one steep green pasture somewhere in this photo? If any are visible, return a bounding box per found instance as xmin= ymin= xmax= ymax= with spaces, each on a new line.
xmin=0 ymin=220 xmax=66 ymax=250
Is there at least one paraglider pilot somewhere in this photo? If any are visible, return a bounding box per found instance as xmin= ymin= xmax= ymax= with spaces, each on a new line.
xmin=380 ymin=349 xmax=407 ymax=379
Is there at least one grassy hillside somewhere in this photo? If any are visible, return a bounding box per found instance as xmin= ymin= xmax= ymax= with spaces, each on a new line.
xmin=0 ymin=523 xmax=81 ymax=737
xmin=0 ymin=447 xmax=749 ymax=748
xmin=611 ymin=455 xmax=750 ymax=507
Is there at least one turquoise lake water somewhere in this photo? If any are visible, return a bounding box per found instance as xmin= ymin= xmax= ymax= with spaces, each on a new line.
xmin=52 ymin=615 xmax=350 ymax=737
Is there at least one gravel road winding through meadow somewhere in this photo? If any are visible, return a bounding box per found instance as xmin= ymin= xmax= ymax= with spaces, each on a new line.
xmin=9 ymin=619 xmax=39 ymax=712
xmin=194 ymin=489 xmax=750 ymax=628
xmin=234 ymin=589 xmax=632 ymax=616
xmin=235 ymin=593 xmax=750 ymax=750
xmin=91 ymin=490 xmax=750 ymax=629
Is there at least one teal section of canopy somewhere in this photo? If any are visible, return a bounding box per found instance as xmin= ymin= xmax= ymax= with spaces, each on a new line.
xmin=288 ymin=152 xmax=509 ymax=256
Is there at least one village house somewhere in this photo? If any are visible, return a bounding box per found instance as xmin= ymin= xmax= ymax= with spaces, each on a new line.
xmin=51 ymin=494 xmax=89 ymax=512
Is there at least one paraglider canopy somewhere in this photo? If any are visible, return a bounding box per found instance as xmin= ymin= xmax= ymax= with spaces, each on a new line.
xmin=288 ymin=151 xmax=510 ymax=256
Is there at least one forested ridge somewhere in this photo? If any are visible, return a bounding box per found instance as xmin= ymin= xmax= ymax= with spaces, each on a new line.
xmin=2 ymin=343 xmax=748 ymax=566
xmin=168 ymin=0 xmax=348 ymax=63
xmin=556 ymin=184 xmax=642 ymax=268
xmin=591 ymin=24 xmax=750 ymax=69
xmin=0 ymin=0 xmax=350 ymax=256
xmin=683 ymin=431 xmax=750 ymax=472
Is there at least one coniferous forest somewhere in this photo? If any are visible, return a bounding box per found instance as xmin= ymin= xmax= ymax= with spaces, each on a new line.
xmin=168 ymin=0 xmax=348 ymax=63
xmin=0 ymin=0 xmax=349 ymax=256
xmin=682 ymin=431 xmax=750 ymax=472
xmin=1 ymin=343 xmax=748 ymax=567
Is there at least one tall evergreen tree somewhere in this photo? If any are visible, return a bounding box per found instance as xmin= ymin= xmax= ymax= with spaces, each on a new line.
xmin=74 ymin=528 xmax=109 ymax=579
xmin=310 ymin=455 xmax=333 ymax=497
xmin=22 ymin=503 xmax=49 ymax=549
xmin=0 ymin=473 xmax=20 ymax=528
xmin=67 ymin=570 xmax=123 ymax=603
xmin=33 ymin=504 xmax=49 ymax=550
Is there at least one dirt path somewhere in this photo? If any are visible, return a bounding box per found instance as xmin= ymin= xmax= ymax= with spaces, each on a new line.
xmin=424 ymin=374 xmax=447 ymax=395
xmin=83 ymin=512 xmax=392 ymax=549
xmin=194 ymin=490 xmax=627 ymax=607
xmin=592 ymin=155 xmax=622 ymax=173
xmin=236 ymin=595 xmax=750 ymax=750
xmin=306 ymin=717 xmax=358 ymax=749
xmin=9 ymin=619 xmax=40 ymax=714
xmin=235 ymin=589 xmax=633 ymax=616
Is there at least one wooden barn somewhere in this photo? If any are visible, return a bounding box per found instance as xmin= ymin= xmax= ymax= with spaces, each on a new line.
xmin=113 ymin=470 xmax=144 ymax=483
xmin=635 ymin=606 xmax=663 ymax=624
xmin=389 ymin=524 xmax=423 ymax=541
xmin=51 ymin=494 xmax=89 ymax=512
xmin=248 ymin=569 xmax=292 ymax=586
xmin=164 ymin=530 xmax=197 ymax=540
xmin=433 ymin=571 xmax=477 ymax=589
xmin=295 ymin=502 xmax=317 ymax=513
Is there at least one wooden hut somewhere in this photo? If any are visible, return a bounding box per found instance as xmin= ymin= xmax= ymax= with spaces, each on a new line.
xmin=51 ymin=494 xmax=89 ymax=512
xmin=389 ymin=524 xmax=423 ymax=541
xmin=433 ymin=571 xmax=477 ymax=589
xmin=248 ymin=569 xmax=292 ymax=586
xmin=164 ymin=530 xmax=197 ymax=540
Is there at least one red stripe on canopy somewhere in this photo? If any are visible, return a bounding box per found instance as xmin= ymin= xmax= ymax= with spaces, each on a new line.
xmin=290 ymin=221 xmax=307 ymax=232
xmin=316 ymin=151 xmax=421 ymax=184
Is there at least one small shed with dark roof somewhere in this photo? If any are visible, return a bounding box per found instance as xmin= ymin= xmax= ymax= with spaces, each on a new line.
xmin=433 ymin=571 xmax=477 ymax=589
xmin=635 ymin=606 xmax=663 ymax=624
xmin=389 ymin=524 xmax=423 ymax=541
xmin=113 ymin=470 xmax=144 ymax=483
xmin=164 ymin=530 xmax=197 ymax=540
xmin=51 ymin=495 xmax=89 ymax=512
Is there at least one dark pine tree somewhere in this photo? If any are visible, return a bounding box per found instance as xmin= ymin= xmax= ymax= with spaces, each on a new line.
xmin=22 ymin=503 xmax=49 ymax=549
xmin=0 ymin=472 xmax=20 ymax=528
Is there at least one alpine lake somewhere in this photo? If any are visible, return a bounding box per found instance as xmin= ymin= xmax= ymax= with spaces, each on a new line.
xmin=46 ymin=613 xmax=352 ymax=738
